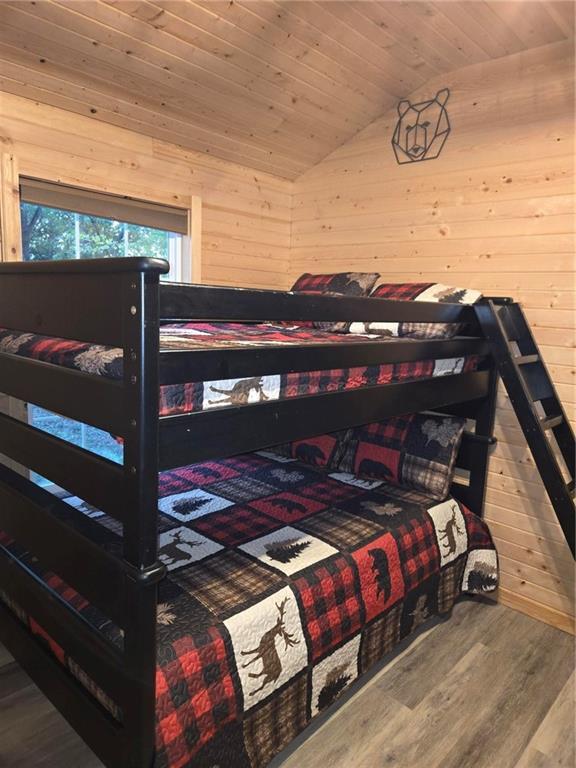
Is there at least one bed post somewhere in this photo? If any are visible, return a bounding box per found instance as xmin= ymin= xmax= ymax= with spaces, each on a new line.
xmin=121 ymin=265 xmax=164 ymax=767
xmin=466 ymin=363 xmax=499 ymax=516
xmin=444 ymin=356 xmax=498 ymax=517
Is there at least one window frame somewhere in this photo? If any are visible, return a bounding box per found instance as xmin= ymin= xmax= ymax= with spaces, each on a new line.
xmin=0 ymin=153 xmax=202 ymax=281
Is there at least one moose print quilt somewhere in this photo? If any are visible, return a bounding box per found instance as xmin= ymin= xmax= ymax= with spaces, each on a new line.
xmin=2 ymin=453 xmax=498 ymax=768
xmin=0 ymin=322 xmax=481 ymax=416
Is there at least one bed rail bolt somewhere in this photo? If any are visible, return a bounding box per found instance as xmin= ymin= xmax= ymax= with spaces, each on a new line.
xmin=462 ymin=431 xmax=497 ymax=445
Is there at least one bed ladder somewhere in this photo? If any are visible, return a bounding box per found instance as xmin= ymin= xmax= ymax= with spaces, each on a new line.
xmin=476 ymin=299 xmax=575 ymax=558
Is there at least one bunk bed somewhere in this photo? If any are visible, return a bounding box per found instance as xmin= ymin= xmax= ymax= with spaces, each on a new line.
xmin=0 ymin=258 xmax=500 ymax=768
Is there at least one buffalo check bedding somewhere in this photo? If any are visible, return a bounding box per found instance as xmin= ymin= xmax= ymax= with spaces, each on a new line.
xmin=0 ymin=322 xmax=482 ymax=416
xmin=1 ymin=452 xmax=498 ymax=768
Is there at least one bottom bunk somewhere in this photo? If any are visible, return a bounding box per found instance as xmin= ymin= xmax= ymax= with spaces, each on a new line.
xmin=1 ymin=450 xmax=498 ymax=768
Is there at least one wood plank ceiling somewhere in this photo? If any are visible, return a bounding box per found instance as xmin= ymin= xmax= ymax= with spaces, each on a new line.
xmin=0 ymin=1 xmax=573 ymax=179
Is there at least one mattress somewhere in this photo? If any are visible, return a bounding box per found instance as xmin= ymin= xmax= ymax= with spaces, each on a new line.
xmin=1 ymin=452 xmax=498 ymax=768
xmin=0 ymin=322 xmax=482 ymax=416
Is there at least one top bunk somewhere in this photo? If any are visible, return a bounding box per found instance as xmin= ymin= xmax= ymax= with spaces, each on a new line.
xmin=0 ymin=257 xmax=496 ymax=474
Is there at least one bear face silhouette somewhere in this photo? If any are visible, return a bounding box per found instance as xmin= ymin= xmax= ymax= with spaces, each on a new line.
xmin=392 ymin=89 xmax=450 ymax=164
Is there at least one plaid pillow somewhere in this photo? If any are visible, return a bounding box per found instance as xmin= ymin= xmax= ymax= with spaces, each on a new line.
xmin=290 ymin=272 xmax=380 ymax=332
xmin=348 ymin=282 xmax=482 ymax=339
xmin=271 ymin=431 xmax=351 ymax=470
xmin=337 ymin=413 xmax=466 ymax=500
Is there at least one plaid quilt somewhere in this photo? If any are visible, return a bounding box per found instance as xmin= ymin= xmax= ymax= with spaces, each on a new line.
xmin=338 ymin=413 xmax=466 ymax=501
xmin=289 ymin=271 xmax=380 ymax=331
xmin=0 ymin=323 xmax=482 ymax=416
xmin=1 ymin=453 xmax=498 ymax=768
xmin=350 ymin=282 xmax=483 ymax=340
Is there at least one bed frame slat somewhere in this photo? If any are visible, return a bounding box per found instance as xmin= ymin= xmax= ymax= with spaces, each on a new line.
xmin=0 ymin=547 xmax=126 ymax=705
xmin=0 ymin=464 xmax=127 ymax=625
xmin=159 ymin=337 xmax=490 ymax=385
xmin=0 ymin=601 xmax=126 ymax=768
xmin=0 ymin=352 xmax=125 ymax=436
xmin=0 ymin=413 xmax=125 ymax=521
xmin=159 ymin=370 xmax=490 ymax=469
xmin=0 ymin=273 xmax=125 ymax=346
xmin=0 ymin=257 xmax=169 ymax=346
xmin=160 ymin=282 xmax=479 ymax=326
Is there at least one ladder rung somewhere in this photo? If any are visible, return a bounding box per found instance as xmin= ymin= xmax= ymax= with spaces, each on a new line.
xmin=540 ymin=415 xmax=564 ymax=431
xmin=514 ymin=354 xmax=539 ymax=365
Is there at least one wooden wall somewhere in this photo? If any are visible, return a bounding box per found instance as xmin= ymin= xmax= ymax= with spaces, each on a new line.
xmin=0 ymin=91 xmax=291 ymax=287
xmin=290 ymin=40 xmax=575 ymax=632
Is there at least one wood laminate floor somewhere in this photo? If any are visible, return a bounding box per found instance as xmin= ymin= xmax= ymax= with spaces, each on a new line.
xmin=0 ymin=599 xmax=573 ymax=768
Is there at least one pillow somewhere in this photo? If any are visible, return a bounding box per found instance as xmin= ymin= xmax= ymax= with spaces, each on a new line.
xmin=349 ymin=282 xmax=482 ymax=339
xmin=271 ymin=430 xmax=351 ymax=470
xmin=290 ymin=272 xmax=380 ymax=332
xmin=337 ymin=413 xmax=466 ymax=500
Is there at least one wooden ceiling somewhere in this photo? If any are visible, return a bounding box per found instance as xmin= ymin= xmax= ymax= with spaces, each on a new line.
xmin=0 ymin=1 xmax=573 ymax=179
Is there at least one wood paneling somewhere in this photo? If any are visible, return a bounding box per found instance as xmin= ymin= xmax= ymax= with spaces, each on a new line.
xmin=0 ymin=91 xmax=291 ymax=287
xmin=0 ymin=1 xmax=572 ymax=179
xmin=290 ymin=39 xmax=576 ymax=632
xmin=0 ymin=152 xmax=22 ymax=262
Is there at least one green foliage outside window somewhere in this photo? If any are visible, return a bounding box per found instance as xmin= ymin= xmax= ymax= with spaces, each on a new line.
xmin=20 ymin=202 xmax=172 ymax=261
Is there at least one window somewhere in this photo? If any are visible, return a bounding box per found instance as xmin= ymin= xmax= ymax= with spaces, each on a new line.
xmin=28 ymin=406 xmax=123 ymax=466
xmin=19 ymin=178 xmax=190 ymax=281
xmin=18 ymin=179 xmax=191 ymax=486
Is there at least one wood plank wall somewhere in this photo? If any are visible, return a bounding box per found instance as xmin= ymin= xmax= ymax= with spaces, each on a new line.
xmin=290 ymin=40 xmax=575 ymax=633
xmin=0 ymin=91 xmax=291 ymax=287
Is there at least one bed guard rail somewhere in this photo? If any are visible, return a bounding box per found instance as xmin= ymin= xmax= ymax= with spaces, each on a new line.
xmin=160 ymin=281 xmax=481 ymax=325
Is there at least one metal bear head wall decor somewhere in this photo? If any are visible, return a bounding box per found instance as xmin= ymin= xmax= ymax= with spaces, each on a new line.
xmin=392 ymin=88 xmax=451 ymax=164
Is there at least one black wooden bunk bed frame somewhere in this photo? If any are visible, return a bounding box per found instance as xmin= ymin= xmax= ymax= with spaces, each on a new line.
xmin=0 ymin=257 xmax=500 ymax=768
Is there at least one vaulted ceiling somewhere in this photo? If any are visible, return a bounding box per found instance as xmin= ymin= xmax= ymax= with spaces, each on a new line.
xmin=0 ymin=1 xmax=573 ymax=179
